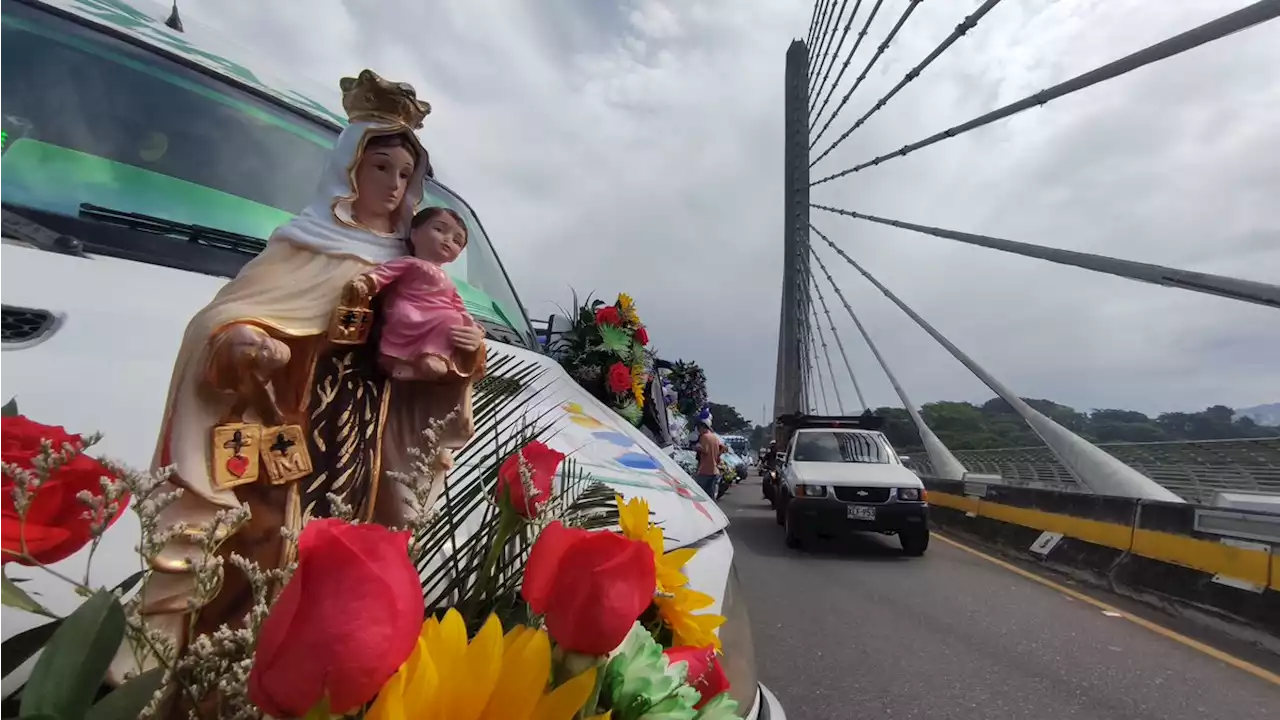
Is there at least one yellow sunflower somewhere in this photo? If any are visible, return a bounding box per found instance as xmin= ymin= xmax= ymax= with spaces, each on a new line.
xmin=631 ymin=378 xmax=646 ymax=409
xmin=656 ymin=586 xmax=725 ymax=651
xmin=367 ymin=609 xmax=598 ymax=720
xmin=615 ymin=496 xmax=725 ymax=650
xmin=617 ymin=293 xmax=641 ymax=325
xmin=617 ymin=496 xmax=695 ymax=593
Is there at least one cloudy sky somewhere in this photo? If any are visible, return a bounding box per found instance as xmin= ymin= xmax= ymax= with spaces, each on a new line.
xmin=178 ymin=0 xmax=1279 ymax=424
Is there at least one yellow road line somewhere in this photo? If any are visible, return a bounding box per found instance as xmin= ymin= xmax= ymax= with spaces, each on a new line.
xmin=931 ymin=531 xmax=1280 ymax=688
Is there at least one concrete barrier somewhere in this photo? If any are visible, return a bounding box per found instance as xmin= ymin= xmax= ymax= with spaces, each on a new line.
xmin=922 ymin=477 xmax=1279 ymax=641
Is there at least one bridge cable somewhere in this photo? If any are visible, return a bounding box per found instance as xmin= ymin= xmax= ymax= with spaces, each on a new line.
xmin=803 ymin=303 xmax=818 ymax=411
xmin=811 ymin=274 xmax=867 ymax=411
xmin=804 ymin=0 xmax=826 ymax=52
xmin=808 ymin=0 xmax=840 ymax=82
xmin=811 ymin=0 xmax=1006 ymax=168
xmin=812 ymin=204 xmax=1280 ymax=309
xmin=808 ymin=243 xmax=934 ymax=431
xmin=809 ymin=0 xmax=876 ymax=127
xmin=811 ymin=0 xmax=919 ymax=150
xmin=809 ymin=0 xmax=845 ymax=96
xmin=810 ymin=224 xmax=1187 ymax=497
xmin=809 ymin=0 xmax=864 ymax=118
xmin=809 ymin=0 xmax=851 ymax=101
xmin=810 ymin=301 xmax=847 ymax=413
xmin=807 ymin=319 xmax=833 ymax=414
xmin=812 ymin=0 xmax=1280 ymax=185
xmin=799 ymin=313 xmax=816 ymax=413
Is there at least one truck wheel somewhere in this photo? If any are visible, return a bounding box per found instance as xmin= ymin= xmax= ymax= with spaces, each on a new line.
xmin=900 ymin=527 xmax=929 ymax=556
xmin=775 ymin=493 xmax=786 ymax=526
xmin=783 ymin=509 xmax=802 ymax=549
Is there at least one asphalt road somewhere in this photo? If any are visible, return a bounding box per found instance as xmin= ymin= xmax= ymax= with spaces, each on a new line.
xmin=721 ymin=476 xmax=1280 ymax=720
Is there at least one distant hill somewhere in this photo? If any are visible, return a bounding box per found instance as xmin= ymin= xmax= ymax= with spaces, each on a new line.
xmin=1237 ymin=403 xmax=1280 ymax=427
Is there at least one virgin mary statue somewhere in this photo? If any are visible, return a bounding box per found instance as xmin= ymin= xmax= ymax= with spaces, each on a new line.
xmin=109 ymin=70 xmax=486 ymax=682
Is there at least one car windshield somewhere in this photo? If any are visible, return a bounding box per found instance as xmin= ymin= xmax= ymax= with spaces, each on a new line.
xmin=0 ymin=0 xmax=536 ymax=348
xmin=792 ymin=431 xmax=892 ymax=464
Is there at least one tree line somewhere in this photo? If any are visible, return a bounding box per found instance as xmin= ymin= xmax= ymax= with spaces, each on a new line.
xmin=740 ymin=399 xmax=1279 ymax=452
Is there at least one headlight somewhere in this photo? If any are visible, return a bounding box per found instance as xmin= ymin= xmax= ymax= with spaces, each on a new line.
xmin=898 ymin=487 xmax=921 ymax=501
xmin=718 ymin=565 xmax=760 ymax=713
xmin=795 ymin=484 xmax=827 ymax=498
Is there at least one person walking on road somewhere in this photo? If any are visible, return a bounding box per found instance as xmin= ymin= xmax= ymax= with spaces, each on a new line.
xmin=694 ymin=423 xmax=727 ymax=500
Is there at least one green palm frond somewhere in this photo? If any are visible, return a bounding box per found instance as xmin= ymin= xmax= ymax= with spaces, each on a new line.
xmin=547 ymin=458 xmax=621 ymax=532
xmin=413 ymin=349 xmax=620 ymax=630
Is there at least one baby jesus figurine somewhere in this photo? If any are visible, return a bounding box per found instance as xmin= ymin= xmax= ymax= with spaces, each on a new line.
xmin=356 ymin=207 xmax=480 ymax=381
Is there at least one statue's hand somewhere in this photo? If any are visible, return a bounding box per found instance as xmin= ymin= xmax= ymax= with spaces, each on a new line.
xmin=223 ymin=324 xmax=291 ymax=378
xmin=347 ymin=274 xmax=375 ymax=302
xmin=449 ymin=325 xmax=484 ymax=354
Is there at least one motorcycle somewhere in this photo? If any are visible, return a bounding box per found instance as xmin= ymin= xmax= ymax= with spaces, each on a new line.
xmin=762 ymin=467 xmax=779 ymax=505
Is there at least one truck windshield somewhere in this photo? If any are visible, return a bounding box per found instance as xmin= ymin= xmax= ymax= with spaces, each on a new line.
xmin=0 ymin=0 xmax=536 ymax=348
xmin=793 ymin=431 xmax=892 ymax=464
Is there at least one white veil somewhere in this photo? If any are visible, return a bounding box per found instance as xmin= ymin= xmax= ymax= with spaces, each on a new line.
xmin=270 ymin=119 xmax=429 ymax=263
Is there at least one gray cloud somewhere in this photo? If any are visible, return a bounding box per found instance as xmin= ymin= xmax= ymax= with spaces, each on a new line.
xmin=179 ymin=0 xmax=1279 ymax=424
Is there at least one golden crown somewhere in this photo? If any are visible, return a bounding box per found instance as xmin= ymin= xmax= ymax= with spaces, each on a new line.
xmin=339 ymin=69 xmax=431 ymax=130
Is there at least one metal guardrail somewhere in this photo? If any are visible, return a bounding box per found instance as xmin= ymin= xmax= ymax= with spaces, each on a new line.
xmin=905 ymin=437 xmax=1280 ymax=504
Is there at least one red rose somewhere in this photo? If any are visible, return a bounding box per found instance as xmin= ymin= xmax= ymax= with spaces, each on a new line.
xmin=522 ymin=521 xmax=655 ymax=655
xmin=495 ymin=440 xmax=565 ymax=518
xmin=595 ymin=306 xmax=622 ymax=326
xmin=664 ymin=645 xmax=731 ymax=709
xmin=635 ymin=326 xmax=649 ymax=346
xmin=249 ymin=519 xmax=424 ymax=716
xmin=607 ymin=362 xmax=632 ymax=394
xmin=1 ymin=415 xmax=126 ymax=566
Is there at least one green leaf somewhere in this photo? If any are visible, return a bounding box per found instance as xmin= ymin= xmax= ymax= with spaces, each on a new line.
xmin=615 ymin=401 xmax=642 ymax=426
xmin=598 ymin=324 xmax=633 ymax=359
xmin=604 ymin=624 xmax=697 ymax=720
xmin=21 ymin=590 xmax=126 ymax=720
xmin=693 ymin=691 xmax=742 ymax=720
xmin=1 ymin=620 xmax=62 ymax=678
xmin=1 ymin=570 xmax=53 ymax=617
xmin=110 ymin=571 xmax=145 ymax=599
xmin=1 ymin=397 xmax=18 ymax=417
xmin=85 ymin=667 xmax=164 ymax=720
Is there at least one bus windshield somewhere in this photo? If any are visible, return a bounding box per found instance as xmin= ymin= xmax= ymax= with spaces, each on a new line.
xmin=0 ymin=0 xmax=536 ymax=348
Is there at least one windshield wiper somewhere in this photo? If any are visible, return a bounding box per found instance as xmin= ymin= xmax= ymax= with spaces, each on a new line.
xmin=2 ymin=206 xmax=86 ymax=257
xmin=79 ymin=203 xmax=267 ymax=255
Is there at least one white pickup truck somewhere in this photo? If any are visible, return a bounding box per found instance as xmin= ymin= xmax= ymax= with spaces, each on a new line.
xmin=773 ymin=414 xmax=930 ymax=555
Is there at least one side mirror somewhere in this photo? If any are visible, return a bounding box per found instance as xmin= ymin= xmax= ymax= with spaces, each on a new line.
xmin=544 ymin=313 xmax=573 ymax=355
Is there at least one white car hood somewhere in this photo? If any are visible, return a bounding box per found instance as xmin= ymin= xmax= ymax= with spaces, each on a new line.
xmin=791 ymin=461 xmax=922 ymax=488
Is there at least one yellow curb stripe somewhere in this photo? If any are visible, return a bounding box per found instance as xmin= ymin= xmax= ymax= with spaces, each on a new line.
xmin=928 ymin=491 xmax=1273 ymax=588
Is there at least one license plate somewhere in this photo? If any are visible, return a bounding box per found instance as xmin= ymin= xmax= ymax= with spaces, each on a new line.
xmin=847 ymin=505 xmax=876 ymax=521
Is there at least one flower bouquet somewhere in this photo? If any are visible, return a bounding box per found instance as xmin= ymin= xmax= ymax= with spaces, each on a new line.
xmin=718 ymin=460 xmax=739 ymax=486
xmin=1 ymin=396 xmax=743 ymax=720
xmin=665 ymin=362 xmax=709 ymax=426
xmin=551 ymin=292 xmax=652 ymax=426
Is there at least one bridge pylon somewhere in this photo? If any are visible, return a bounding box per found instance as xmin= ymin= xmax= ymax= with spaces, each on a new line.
xmin=775 ymin=39 xmax=813 ymax=419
